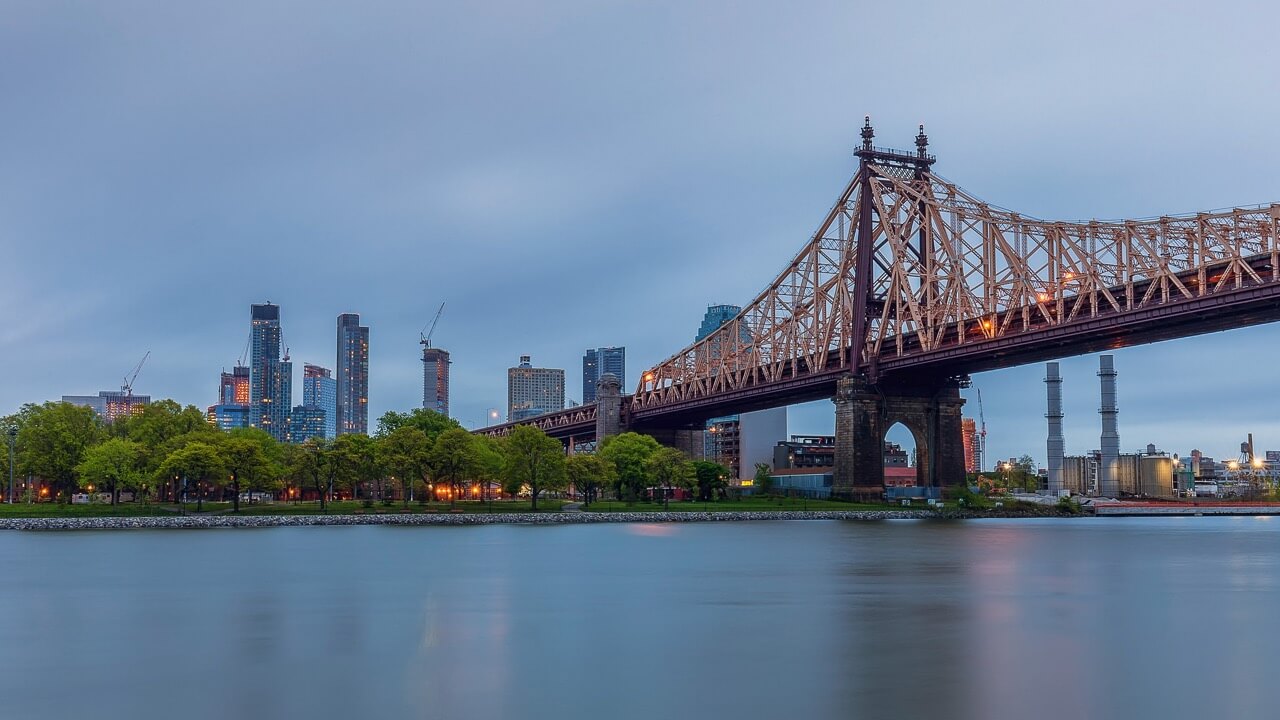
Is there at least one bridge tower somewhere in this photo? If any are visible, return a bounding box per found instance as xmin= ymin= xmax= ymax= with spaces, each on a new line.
xmin=831 ymin=119 xmax=967 ymax=499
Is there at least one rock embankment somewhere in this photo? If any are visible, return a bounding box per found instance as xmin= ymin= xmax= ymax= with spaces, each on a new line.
xmin=0 ymin=510 xmax=951 ymax=531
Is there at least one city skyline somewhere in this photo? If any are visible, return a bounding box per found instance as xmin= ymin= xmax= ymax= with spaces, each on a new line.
xmin=3 ymin=2 xmax=1279 ymax=462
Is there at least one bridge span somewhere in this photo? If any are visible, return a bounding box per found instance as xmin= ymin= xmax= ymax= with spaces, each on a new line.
xmin=480 ymin=120 xmax=1280 ymax=498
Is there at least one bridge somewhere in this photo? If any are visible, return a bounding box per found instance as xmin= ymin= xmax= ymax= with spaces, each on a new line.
xmin=481 ymin=119 xmax=1280 ymax=498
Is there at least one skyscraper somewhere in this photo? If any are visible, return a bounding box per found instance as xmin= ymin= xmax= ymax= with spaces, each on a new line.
xmin=336 ymin=313 xmax=369 ymax=435
xmin=422 ymin=347 xmax=450 ymax=417
xmin=582 ymin=346 xmax=625 ymax=403
xmin=507 ymin=355 xmax=565 ymax=421
xmin=302 ymin=363 xmax=337 ymax=439
xmin=250 ymin=303 xmax=292 ymax=441
xmin=219 ymin=366 xmax=250 ymax=405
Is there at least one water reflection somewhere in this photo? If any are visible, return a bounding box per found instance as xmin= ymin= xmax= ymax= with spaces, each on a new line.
xmin=2 ymin=519 xmax=1279 ymax=719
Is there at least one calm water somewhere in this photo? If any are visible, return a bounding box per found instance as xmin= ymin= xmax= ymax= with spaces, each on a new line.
xmin=2 ymin=517 xmax=1278 ymax=720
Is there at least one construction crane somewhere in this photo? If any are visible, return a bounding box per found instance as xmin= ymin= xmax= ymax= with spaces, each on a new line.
xmin=420 ymin=302 xmax=445 ymax=348
xmin=975 ymin=387 xmax=988 ymax=472
xmin=122 ymin=351 xmax=150 ymax=398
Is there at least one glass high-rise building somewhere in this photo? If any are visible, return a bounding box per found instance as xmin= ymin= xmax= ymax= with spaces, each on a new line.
xmin=582 ymin=346 xmax=625 ymax=404
xmin=250 ymin=303 xmax=292 ymax=441
xmin=336 ymin=313 xmax=369 ymax=435
xmin=422 ymin=347 xmax=450 ymax=417
xmin=302 ymin=363 xmax=337 ymax=439
xmin=507 ymin=355 xmax=565 ymax=421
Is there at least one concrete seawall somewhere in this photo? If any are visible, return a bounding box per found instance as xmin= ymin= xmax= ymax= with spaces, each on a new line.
xmin=0 ymin=509 xmax=1012 ymax=531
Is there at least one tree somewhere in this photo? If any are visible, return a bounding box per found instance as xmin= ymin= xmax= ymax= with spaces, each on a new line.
xmin=647 ymin=447 xmax=691 ymax=508
xmin=157 ymin=441 xmax=224 ymax=512
xmin=17 ymin=402 xmax=104 ymax=502
xmin=473 ymin=435 xmax=506 ymax=501
xmin=219 ymin=429 xmax=277 ymax=512
xmin=598 ymin=432 xmax=660 ymax=502
xmin=123 ymin=400 xmax=218 ymax=478
xmin=288 ymin=438 xmax=342 ymax=510
xmin=566 ymin=454 xmax=614 ymax=507
xmin=691 ymin=460 xmax=731 ymax=501
xmin=375 ymin=408 xmax=461 ymax=441
xmin=333 ymin=434 xmax=380 ymax=499
xmin=753 ymin=463 xmax=774 ymax=496
xmin=430 ymin=428 xmax=480 ymax=507
xmin=501 ymin=425 xmax=566 ymax=511
xmin=76 ymin=438 xmax=144 ymax=504
xmin=378 ymin=427 xmax=432 ymax=505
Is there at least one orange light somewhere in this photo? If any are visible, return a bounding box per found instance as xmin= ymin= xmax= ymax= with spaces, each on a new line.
xmin=1064 ymin=272 xmax=1074 ymax=280
xmin=1037 ymin=293 xmax=1050 ymax=302
xmin=644 ymin=372 xmax=654 ymax=382
xmin=981 ymin=320 xmax=992 ymax=330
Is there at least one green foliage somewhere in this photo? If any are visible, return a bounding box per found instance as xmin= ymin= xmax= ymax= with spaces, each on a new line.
xmin=17 ymin=402 xmax=105 ymax=501
xmin=156 ymin=441 xmax=224 ymax=510
xmin=430 ymin=428 xmax=480 ymax=505
xmin=220 ymin=429 xmax=278 ymax=511
xmin=646 ymin=447 xmax=692 ymax=504
xmin=501 ymin=425 xmax=566 ymax=511
xmin=377 ymin=426 xmax=432 ymax=504
xmin=333 ymin=433 xmax=380 ymax=497
xmin=753 ymin=463 xmax=774 ymax=496
xmin=375 ymin=408 xmax=461 ymax=441
xmin=690 ymin=461 xmax=731 ymax=501
xmin=1056 ymin=496 xmax=1082 ymax=515
xmin=598 ymin=432 xmax=660 ymax=501
xmin=566 ymin=453 xmax=614 ymax=506
xmin=76 ymin=438 xmax=144 ymax=504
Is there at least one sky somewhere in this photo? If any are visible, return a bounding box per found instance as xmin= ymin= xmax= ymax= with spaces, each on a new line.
xmin=3 ymin=0 xmax=1279 ymax=467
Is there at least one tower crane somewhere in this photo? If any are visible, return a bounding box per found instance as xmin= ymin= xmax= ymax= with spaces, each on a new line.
xmin=420 ymin=302 xmax=446 ymax=348
xmin=122 ymin=351 xmax=150 ymax=398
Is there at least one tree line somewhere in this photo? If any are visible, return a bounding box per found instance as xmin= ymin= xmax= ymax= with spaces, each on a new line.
xmin=1 ymin=401 xmax=735 ymax=511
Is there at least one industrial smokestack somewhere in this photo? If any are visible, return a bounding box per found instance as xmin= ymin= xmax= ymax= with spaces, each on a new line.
xmin=1098 ymin=355 xmax=1120 ymax=497
xmin=1045 ymin=362 xmax=1064 ymax=495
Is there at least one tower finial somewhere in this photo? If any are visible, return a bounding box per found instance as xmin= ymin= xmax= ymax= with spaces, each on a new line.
xmin=861 ymin=115 xmax=874 ymax=151
xmin=916 ymin=123 xmax=929 ymax=157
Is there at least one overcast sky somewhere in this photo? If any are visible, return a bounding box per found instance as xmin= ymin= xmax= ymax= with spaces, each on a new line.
xmin=3 ymin=0 xmax=1279 ymax=466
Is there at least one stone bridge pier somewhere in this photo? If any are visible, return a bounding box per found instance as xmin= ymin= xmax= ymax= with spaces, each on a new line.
xmin=831 ymin=375 xmax=966 ymax=500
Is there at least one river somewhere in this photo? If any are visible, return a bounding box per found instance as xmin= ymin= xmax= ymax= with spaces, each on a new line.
xmin=1 ymin=517 xmax=1276 ymax=720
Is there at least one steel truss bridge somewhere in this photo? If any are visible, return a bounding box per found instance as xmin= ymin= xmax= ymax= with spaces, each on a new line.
xmin=482 ymin=119 xmax=1280 ymax=484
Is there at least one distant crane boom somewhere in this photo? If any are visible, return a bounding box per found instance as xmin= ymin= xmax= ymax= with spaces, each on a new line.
xmin=123 ymin=351 xmax=150 ymax=397
xmin=420 ymin=302 xmax=446 ymax=347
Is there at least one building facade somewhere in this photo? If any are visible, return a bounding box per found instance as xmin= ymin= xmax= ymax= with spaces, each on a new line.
xmin=289 ymin=405 xmax=327 ymax=443
xmin=507 ymin=355 xmax=565 ymax=421
xmin=219 ymin=366 xmax=251 ymax=405
xmin=582 ymin=347 xmax=625 ymax=404
xmin=961 ymin=417 xmax=982 ymax=473
xmin=302 ymin=363 xmax=337 ymax=439
xmin=422 ymin=347 xmax=450 ymax=417
xmin=250 ymin=303 xmax=292 ymax=441
xmin=336 ymin=313 xmax=369 ymax=435
xmin=208 ymin=403 xmax=251 ymax=431
xmin=62 ymin=391 xmax=150 ymax=423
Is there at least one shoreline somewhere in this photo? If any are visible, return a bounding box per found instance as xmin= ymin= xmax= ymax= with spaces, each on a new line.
xmin=1 ymin=508 xmax=1076 ymax=531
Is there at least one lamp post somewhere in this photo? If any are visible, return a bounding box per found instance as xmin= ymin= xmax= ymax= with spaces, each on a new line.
xmin=6 ymin=426 xmax=16 ymax=504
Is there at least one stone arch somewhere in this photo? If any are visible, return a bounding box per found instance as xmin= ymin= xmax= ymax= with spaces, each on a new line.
xmin=883 ymin=419 xmax=927 ymax=487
